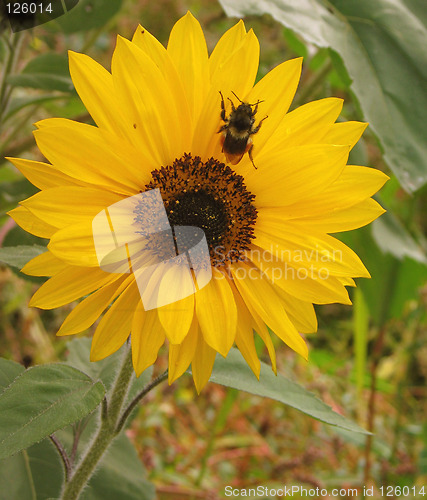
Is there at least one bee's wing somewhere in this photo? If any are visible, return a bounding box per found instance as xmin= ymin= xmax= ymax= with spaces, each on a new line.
xmin=225 ymin=151 xmax=245 ymax=165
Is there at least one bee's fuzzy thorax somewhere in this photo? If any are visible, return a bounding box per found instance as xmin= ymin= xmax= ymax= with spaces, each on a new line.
xmin=226 ymin=126 xmax=252 ymax=140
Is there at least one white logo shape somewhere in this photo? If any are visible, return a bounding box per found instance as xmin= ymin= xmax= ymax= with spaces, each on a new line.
xmin=92 ymin=189 xmax=212 ymax=310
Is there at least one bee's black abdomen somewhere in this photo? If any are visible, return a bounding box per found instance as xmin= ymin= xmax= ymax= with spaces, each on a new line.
xmin=223 ymin=133 xmax=247 ymax=154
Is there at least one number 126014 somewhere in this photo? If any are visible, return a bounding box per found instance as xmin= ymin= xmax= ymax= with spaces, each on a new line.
xmin=379 ymin=485 xmax=425 ymax=496
xmin=6 ymin=3 xmax=53 ymax=14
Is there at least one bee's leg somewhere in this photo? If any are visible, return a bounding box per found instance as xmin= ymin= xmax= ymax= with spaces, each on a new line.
xmin=251 ymin=115 xmax=268 ymax=135
xmin=227 ymin=97 xmax=236 ymax=112
xmin=253 ymin=100 xmax=260 ymax=114
xmin=219 ymin=91 xmax=227 ymax=121
xmin=247 ymin=144 xmax=257 ymax=169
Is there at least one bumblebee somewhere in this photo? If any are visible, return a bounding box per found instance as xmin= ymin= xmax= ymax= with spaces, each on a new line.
xmin=218 ymin=91 xmax=268 ymax=169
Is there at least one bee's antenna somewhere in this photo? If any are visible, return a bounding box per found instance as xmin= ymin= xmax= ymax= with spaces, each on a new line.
xmin=231 ymin=91 xmax=264 ymax=107
xmin=231 ymin=91 xmax=244 ymax=104
xmin=249 ymin=99 xmax=264 ymax=107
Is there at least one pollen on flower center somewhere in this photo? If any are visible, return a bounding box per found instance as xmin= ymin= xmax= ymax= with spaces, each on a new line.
xmin=144 ymin=153 xmax=257 ymax=265
xmin=167 ymin=190 xmax=229 ymax=245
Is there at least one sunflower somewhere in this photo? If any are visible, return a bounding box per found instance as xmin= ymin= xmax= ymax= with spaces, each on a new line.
xmin=8 ymin=12 xmax=388 ymax=392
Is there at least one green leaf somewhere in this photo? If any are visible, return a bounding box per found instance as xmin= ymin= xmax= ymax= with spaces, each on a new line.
xmin=0 ymin=229 xmax=48 ymax=283
xmin=0 ymin=364 xmax=105 ymax=460
xmin=0 ymin=429 xmax=155 ymax=500
xmin=82 ymin=433 xmax=155 ymax=500
xmin=371 ymin=214 xmax=427 ymax=263
xmin=0 ymin=358 xmax=25 ymax=392
xmin=0 ymin=386 xmax=155 ymax=500
xmin=55 ymin=0 xmax=123 ymax=34
xmin=54 ymin=373 xmax=155 ymax=499
xmin=4 ymin=94 xmax=69 ymax=121
xmin=0 ymin=439 xmax=64 ymax=500
xmin=0 ymin=179 xmax=38 ymax=216
xmin=65 ymin=337 xmax=121 ymax=391
xmin=219 ymin=0 xmax=427 ymax=192
xmin=341 ymin=226 xmax=427 ymax=326
xmin=7 ymin=53 xmax=74 ymax=92
xmin=203 ymin=348 xmax=369 ymax=434
xmin=65 ymin=338 xmax=153 ymax=400
xmin=282 ymin=28 xmax=308 ymax=58
xmin=0 ymin=164 xmax=22 ymax=182
xmin=2 ymin=224 xmax=48 ymax=249
xmin=0 ymin=245 xmax=46 ymax=269
xmin=333 ymin=427 xmax=392 ymax=458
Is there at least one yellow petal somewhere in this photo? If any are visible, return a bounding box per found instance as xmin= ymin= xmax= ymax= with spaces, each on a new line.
xmin=131 ymin=304 xmax=166 ymax=376
xmin=231 ymin=262 xmax=308 ymax=359
xmin=275 ymin=287 xmax=317 ymax=334
xmin=232 ymin=286 xmax=261 ymax=378
xmin=262 ymin=97 xmax=343 ymax=154
xmin=33 ymin=119 xmax=143 ymax=194
xmin=6 ymin=157 xmax=83 ymax=190
xmin=258 ymin=165 xmax=389 ymax=217
xmin=246 ymin=304 xmax=277 ymax=374
xmin=21 ymin=251 xmax=67 ymax=276
xmin=248 ymin=245 xmax=352 ymax=305
xmin=254 ymin=224 xmax=370 ymax=278
xmin=297 ymin=198 xmax=386 ymax=233
xmin=168 ymin=315 xmax=198 ymax=384
xmin=57 ymin=275 xmax=130 ymax=336
xmin=340 ymin=277 xmax=356 ymax=287
xmin=235 ymin=329 xmax=261 ymax=379
xmin=131 ymin=25 xmax=192 ymax=151
xmin=191 ymin=332 xmax=217 ymax=393
xmin=68 ymin=50 xmax=127 ymax=134
xmin=212 ymin=27 xmax=259 ymax=95
xmin=157 ymin=265 xmax=195 ymax=344
xmin=235 ymin=277 xmax=277 ymax=372
xmin=209 ymin=20 xmax=246 ymax=77
xmin=90 ymin=280 xmax=141 ymax=361
xmin=248 ymin=144 xmax=350 ymax=208
xmin=193 ymin=29 xmax=260 ymax=159
xmin=132 ymin=24 xmax=166 ymax=62
xmin=30 ymin=266 xmax=121 ymax=309
xmin=112 ymin=36 xmax=186 ymax=167
xmin=323 ymin=121 xmax=368 ymax=149
xmin=48 ymin=221 xmax=99 ymax=267
xmin=21 ymin=186 xmax=123 ymax=228
xmin=195 ymin=267 xmax=237 ymax=356
xmin=167 ymin=12 xmax=209 ymax=123
xmin=8 ymin=206 xmax=56 ymax=238
xmin=243 ymin=57 xmax=303 ymax=160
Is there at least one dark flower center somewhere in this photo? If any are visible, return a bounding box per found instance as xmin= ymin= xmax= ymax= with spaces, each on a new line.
xmin=144 ymin=154 xmax=257 ymax=266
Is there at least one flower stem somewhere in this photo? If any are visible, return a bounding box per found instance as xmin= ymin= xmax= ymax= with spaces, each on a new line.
xmin=116 ymin=369 xmax=169 ymax=434
xmin=60 ymin=344 xmax=135 ymax=500
xmin=50 ymin=434 xmax=72 ymax=481
xmin=0 ymin=32 xmax=24 ymax=126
